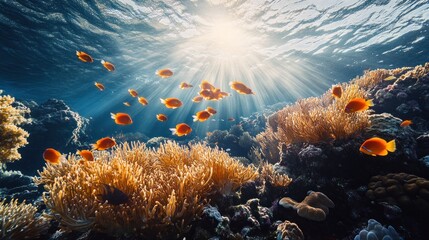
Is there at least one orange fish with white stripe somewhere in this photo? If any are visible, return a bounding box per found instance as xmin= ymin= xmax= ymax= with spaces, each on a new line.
xmin=77 ymin=150 xmax=94 ymax=161
xmin=344 ymin=98 xmax=374 ymax=113
xmin=229 ymin=81 xmax=254 ymax=95
xmin=92 ymin=137 xmax=116 ymax=150
xmin=400 ymin=120 xmax=412 ymax=127
xmin=138 ymin=96 xmax=148 ymax=106
xmin=43 ymin=148 xmax=64 ymax=164
xmin=76 ymin=51 xmax=93 ymax=63
xmin=128 ymin=89 xmax=138 ymax=98
xmin=193 ymin=110 xmax=211 ymax=122
xmin=101 ymin=60 xmax=115 ymax=71
xmin=179 ymin=82 xmax=193 ymax=89
xmin=94 ymin=82 xmax=105 ymax=91
xmin=359 ymin=137 xmax=396 ymax=156
xmin=111 ymin=113 xmax=133 ymax=125
xmin=156 ymin=114 xmax=168 ymax=122
xmin=156 ymin=69 xmax=173 ymax=78
xmin=192 ymin=96 xmax=203 ymax=103
xmin=170 ymin=123 xmax=192 ymax=136
xmin=160 ymin=98 xmax=182 ymax=109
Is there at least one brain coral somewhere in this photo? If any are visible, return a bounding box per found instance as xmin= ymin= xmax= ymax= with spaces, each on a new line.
xmin=366 ymin=173 xmax=429 ymax=215
xmin=0 ymin=93 xmax=29 ymax=165
xmin=35 ymin=141 xmax=258 ymax=238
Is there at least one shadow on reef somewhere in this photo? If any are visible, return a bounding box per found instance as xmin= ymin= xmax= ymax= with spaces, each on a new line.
xmin=9 ymin=99 xmax=90 ymax=175
xmin=255 ymin=63 xmax=429 ymax=239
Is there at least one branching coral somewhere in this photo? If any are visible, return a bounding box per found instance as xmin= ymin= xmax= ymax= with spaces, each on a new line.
xmin=0 ymin=93 xmax=29 ymax=165
xmin=0 ymin=199 xmax=49 ymax=239
xmin=254 ymin=69 xmax=391 ymax=161
xmin=259 ymin=162 xmax=292 ymax=188
xmin=35 ymin=141 xmax=258 ymax=238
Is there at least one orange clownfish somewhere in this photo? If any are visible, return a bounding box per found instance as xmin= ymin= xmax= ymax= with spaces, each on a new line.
xmin=94 ymin=82 xmax=105 ymax=91
xmin=193 ymin=110 xmax=211 ymax=122
xmin=101 ymin=60 xmax=115 ymax=71
xmin=123 ymin=102 xmax=131 ymax=107
xmin=400 ymin=120 xmax=412 ymax=127
xmin=138 ymin=96 xmax=148 ymax=106
xmin=77 ymin=150 xmax=94 ymax=161
xmin=192 ymin=96 xmax=203 ymax=103
xmin=128 ymin=89 xmax=138 ymax=98
xmin=156 ymin=69 xmax=173 ymax=78
xmin=206 ymin=107 xmax=217 ymax=115
xmin=92 ymin=137 xmax=116 ymax=150
xmin=76 ymin=51 xmax=93 ymax=63
xmin=359 ymin=137 xmax=396 ymax=156
xmin=160 ymin=98 xmax=183 ymax=109
xmin=43 ymin=148 xmax=63 ymax=164
xmin=111 ymin=113 xmax=133 ymax=125
xmin=170 ymin=123 xmax=192 ymax=136
xmin=332 ymin=85 xmax=342 ymax=98
xmin=156 ymin=114 xmax=168 ymax=122
xmin=344 ymin=98 xmax=374 ymax=113
xmin=229 ymin=81 xmax=254 ymax=95
xmin=179 ymin=82 xmax=193 ymax=89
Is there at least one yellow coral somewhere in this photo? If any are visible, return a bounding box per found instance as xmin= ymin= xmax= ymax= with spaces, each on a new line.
xmin=0 ymin=93 xmax=29 ymax=165
xmin=35 ymin=141 xmax=257 ymax=238
xmin=255 ymin=69 xmax=389 ymax=163
xmin=259 ymin=162 xmax=292 ymax=188
xmin=0 ymin=199 xmax=49 ymax=239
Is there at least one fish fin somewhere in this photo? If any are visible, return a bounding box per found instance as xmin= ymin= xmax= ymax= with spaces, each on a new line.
xmin=160 ymin=98 xmax=166 ymax=104
xmin=101 ymin=60 xmax=105 ymax=64
xmin=91 ymin=144 xmax=98 ymax=150
xmin=76 ymin=50 xmax=80 ymax=55
xmin=386 ymin=139 xmax=396 ymax=152
xmin=366 ymin=99 xmax=374 ymax=107
xmin=110 ymin=113 xmax=116 ymax=120
xmin=378 ymin=150 xmax=388 ymax=156
xmin=169 ymin=128 xmax=177 ymax=135
xmin=192 ymin=115 xmax=198 ymax=122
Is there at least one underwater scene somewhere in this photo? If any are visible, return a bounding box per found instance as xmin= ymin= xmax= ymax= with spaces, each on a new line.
xmin=1 ymin=0 xmax=429 ymax=239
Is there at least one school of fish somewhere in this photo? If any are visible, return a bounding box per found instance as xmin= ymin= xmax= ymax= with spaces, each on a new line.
xmin=42 ymin=55 xmax=407 ymax=165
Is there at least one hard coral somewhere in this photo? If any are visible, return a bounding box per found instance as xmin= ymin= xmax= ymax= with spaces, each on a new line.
xmin=279 ymin=191 xmax=335 ymax=221
xmin=276 ymin=220 xmax=304 ymax=240
xmin=0 ymin=199 xmax=49 ymax=239
xmin=366 ymin=173 xmax=429 ymax=215
xmin=35 ymin=141 xmax=257 ymax=238
xmin=0 ymin=93 xmax=29 ymax=165
xmin=354 ymin=219 xmax=403 ymax=240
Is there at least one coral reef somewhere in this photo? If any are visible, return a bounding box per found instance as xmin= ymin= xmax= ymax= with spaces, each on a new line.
xmin=0 ymin=198 xmax=49 ymax=239
xmin=366 ymin=173 xmax=429 ymax=215
xmin=276 ymin=220 xmax=304 ymax=240
xmin=0 ymin=92 xmax=29 ymax=165
xmin=279 ymin=191 xmax=335 ymax=221
xmin=9 ymin=98 xmax=90 ymax=174
xmin=0 ymin=170 xmax=40 ymax=203
xmin=354 ymin=219 xmax=402 ymax=240
xmin=205 ymin=124 xmax=258 ymax=162
xmin=35 ymin=141 xmax=257 ymax=238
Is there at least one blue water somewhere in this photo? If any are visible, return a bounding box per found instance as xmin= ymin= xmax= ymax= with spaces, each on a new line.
xmin=1 ymin=0 xmax=429 ymax=139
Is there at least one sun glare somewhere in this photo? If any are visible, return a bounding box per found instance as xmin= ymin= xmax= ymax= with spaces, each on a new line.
xmin=203 ymin=19 xmax=251 ymax=58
